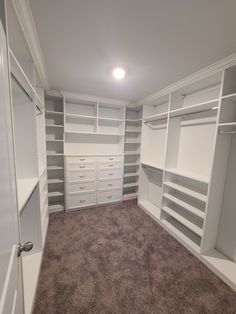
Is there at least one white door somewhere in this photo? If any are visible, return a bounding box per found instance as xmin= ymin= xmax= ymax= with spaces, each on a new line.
xmin=0 ymin=20 xmax=24 ymax=314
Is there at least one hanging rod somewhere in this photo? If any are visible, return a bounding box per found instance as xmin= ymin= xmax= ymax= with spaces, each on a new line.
xmin=11 ymin=73 xmax=43 ymax=114
xmin=219 ymin=130 xmax=236 ymax=135
xmin=144 ymin=121 xmax=167 ymax=130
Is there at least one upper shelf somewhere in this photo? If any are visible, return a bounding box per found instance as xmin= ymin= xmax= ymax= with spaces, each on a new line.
xmin=17 ymin=178 xmax=39 ymax=213
xmin=141 ymin=161 xmax=164 ymax=171
xmin=144 ymin=112 xmax=168 ymax=122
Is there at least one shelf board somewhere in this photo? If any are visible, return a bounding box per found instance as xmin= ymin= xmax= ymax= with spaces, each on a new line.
xmin=46 ymin=124 xmax=64 ymax=128
xmin=22 ymin=252 xmax=43 ymax=314
xmin=163 ymin=193 xmax=205 ymax=219
xmin=47 ymin=166 xmax=64 ymax=170
xmin=65 ymin=130 xmax=124 ymax=136
xmin=222 ymin=92 xmax=236 ymax=102
xmin=125 ymin=141 xmax=141 ymax=144
xmin=161 ymin=218 xmax=200 ymax=253
xmin=45 ymin=110 xmax=63 ymax=115
xmin=123 ymin=182 xmax=138 ymax=188
xmin=124 ymin=162 xmax=139 ymax=167
xmin=123 ymin=192 xmax=138 ymax=200
xmin=46 ymin=139 xmax=64 ymax=142
xmin=164 ymin=181 xmax=207 ymax=203
xmin=141 ymin=161 xmax=164 ymax=171
xmin=48 ymin=178 xmax=64 ymax=184
xmin=124 ymin=152 xmax=140 ymax=155
xmin=47 ymin=153 xmax=64 ymax=156
xmin=48 ymin=191 xmax=64 ymax=198
xmin=138 ymin=199 xmax=161 ymax=221
xmin=124 ymin=172 xmax=139 ymax=177
xmin=17 ymin=178 xmax=39 ymax=213
xmin=218 ymin=122 xmax=236 ymax=127
xmin=125 ymin=130 xmax=142 ymax=133
xmin=48 ymin=203 xmax=64 ymax=213
xmin=165 ymin=168 xmax=209 ymax=184
xmin=126 ymin=118 xmax=142 ymax=122
xmin=169 ymin=99 xmax=219 ymax=118
xmin=65 ymin=113 xmax=97 ymax=120
xmin=98 ymin=116 xmax=124 ymax=122
xmin=162 ymin=205 xmax=203 ymax=237
xmin=144 ymin=112 xmax=168 ymax=122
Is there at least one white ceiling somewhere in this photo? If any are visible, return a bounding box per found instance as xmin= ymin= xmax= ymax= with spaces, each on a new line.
xmin=30 ymin=0 xmax=236 ymax=102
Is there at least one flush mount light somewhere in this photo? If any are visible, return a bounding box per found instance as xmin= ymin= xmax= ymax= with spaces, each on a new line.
xmin=112 ymin=67 xmax=126 ymax=80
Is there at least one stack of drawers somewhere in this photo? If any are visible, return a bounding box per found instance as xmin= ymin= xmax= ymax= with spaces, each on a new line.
xmin=65 ymin=155 xmax=123 ymax=211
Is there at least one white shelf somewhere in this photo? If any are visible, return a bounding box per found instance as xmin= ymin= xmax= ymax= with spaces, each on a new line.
xmin=141 ymin=161 xmax=164 ymax=171
xmin=144 ymin=112 xmax=168 ymax=122
xmin=48 ymin=191 xmax=64 ymax=198
xmin=123 ymin=182 xmax=138 ymax=188
xmin=17 ymin=178 xmax=39 ymax=213
xmin=218 ymin=122 xmax=236 ymax=127
xmin=47 ymin=165 xmax=64 ymax=170
xmin=22 ymin=252 xmax=42 ymax=314
xmin=124 ymin=162 xmax=139 ymax=167
xmin=65 ymin=113 xmax=96 ymax=120
xmin=65 ymin=130 xmax=124 ymax=136
xmin=164 ymin=181 xmax=207 ymax=203
xmin=222 ymin=92 xmax=236 ymax=102
xmin=161 ymin=218 xmax=200 ymax=253
xmin=165 ymin=168 xmax=209 ymax=184
xmin=124 ymin=172 xmax=139 ymax=177
xmin=123 ymin=192 xmax=138 ymax=200
xmin=169 ymin=99 xmax=219 ymax=118
xmin=45 ymin=110 xmax=63 ymax=116
xmin=138 ymin=199 xmax=161 ymax=221
xmin=98 ymin=116 xmax=124 ymax=122
xmin=126 ymin=118 xmax=142 ymax=122
xmin=46 ymin=139 xmax=64 ymax=142
xmin=48 ymin=203 xmax=64 ymax=213
xmin=48 ymin=178 xmax=64 ymax=184
xmin=125 ymin=140 xmax=141 ymax=144
xmin=47 ymin=153 xmax=64 ymax=156
xmin=162 ymin=205 xmax=203 ymax=237
xmin=163 ymin=193 xmax=205 ymax=219
xmin=45 ymin=124 xmax=64 ymax=128
xmin=125 ymin=130 xmax=142 ymax=133
xmin=124 ymin=152 xmax=140 ymax=155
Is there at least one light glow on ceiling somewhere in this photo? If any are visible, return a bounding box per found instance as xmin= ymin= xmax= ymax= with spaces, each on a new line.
xmin=112 ymin=67 xmax=126 ymax=80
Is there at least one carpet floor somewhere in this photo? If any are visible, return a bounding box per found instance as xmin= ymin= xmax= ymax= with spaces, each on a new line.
xmin=33 ymin=200 xmax=236 ymax=314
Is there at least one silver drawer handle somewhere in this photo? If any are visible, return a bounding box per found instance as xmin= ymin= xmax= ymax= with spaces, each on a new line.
xmin=108 ymin=173 xmax=113 ymax=176
xmin=109 ymin=158 xmax=114 ymax=160
xmin=80 ymin=199 xmax=85 ymax=203
xmin=80 ymin=158 xmax=85 ymax=161
xmin=109 ymin=164 xmax=114 ymax=167
xmin=107 ymin=196 xmax=112 ymax=199
xmin=80 ymin=186 xmax=85 ymax=190
xmin=108 ymin=183 xmax=113 ymax=187
xmin=80 ymin=175 xmax=85 ymax=178
xmin=80 ymin=165 xmax=85 ymax=168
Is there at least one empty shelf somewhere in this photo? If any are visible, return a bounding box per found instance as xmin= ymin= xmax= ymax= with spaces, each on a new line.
xmin=48 ymin=178 xmax=64 ymax=184
xmin=98 ymin=116 xmax=124 ymax=122
xmin=141 ymin=161 xmax=164 ymax=171
xmin=126 ymin=118 xmax=142 ymax=122
xmin=48 ymin=191 xmax=64 ymax=197
xmin=124 ymin=172 xmax=139 ymax=177
xmin=65 ymin=130 xmax=124 ymax=136
xmin=123 ymin=182 xmax=138 ymax=188
xmin=17 ymin=178 xmax=39 ymax=213
xmin=125 ymin=141 xmax=141 ymax=144
xmin=163 ymin=193 xmax=204 ymax=219
xmin=46 ymin=124 xmax=64 ymax=128
xmin=65 ymin=113 xmax=96 ymax=119
xmin=144 ymin=112 xmax=168 ymax=122
xmin=49 ymin=203 xmax=64 ymax=213
xmin=124 ymin=162 xmax=139 ymax=166
xmin=164 ymin=181 xmax=207 ymax=203
xmin=222 ymin=93 xmax=236 ymax=102
xmin=218 ymin=122 xmax=236 ymax=127
xmin=165 ymin=168 xmax=209 ymax=184
xmin=47 ymin=153 xmax=64 ymax=156
xmin=46 ymin=139 xmax=64 ymax=142
xmin=45 ymin=110 xmax=64 ymax=115
xmin=47 ymin=166 xmax=64 ymax=170
xmin=125 ymin=130 xmax=142 ymax=133
xmin=139 ymin=199 xmax=161 ymax=221
xmin=162 ymin=206 xmax=203 ymax=237
xmin=123 ymin=192 xmax=138 ymax=200
xmin=124 ymin=152 xmax=140 ymax=155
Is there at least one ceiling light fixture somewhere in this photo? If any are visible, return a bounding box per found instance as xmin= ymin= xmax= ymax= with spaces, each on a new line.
xmin=112 ymin=67 xmax=126 ymax=80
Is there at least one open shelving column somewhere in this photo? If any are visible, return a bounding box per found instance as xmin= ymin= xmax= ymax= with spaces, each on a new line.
xmin=45 ymin=93 xmax=65 ymax=213
xmin=123 ymin=105 xmax=143 ymax=200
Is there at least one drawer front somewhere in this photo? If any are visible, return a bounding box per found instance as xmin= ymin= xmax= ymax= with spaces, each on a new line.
xmin=67 ymin=181 xmax=96 ymax=193
xmin=98 ymin=156 xmax=123 ymax=163
xmin=67 ymin=170 xmax=96 ymax=181
xmin=67 ymin=192 xmax=96 ymax=209
xmin=98 ymin=169 xmax=123 ymax=179
xmin=66 ymin=156 xmax=97 ymax=163
xmin=98 ymin=179 xmax=123 ymax=190
xmin=97 ymin=189 xmax=122 ymax=204
xmin=99 ymin=161 xmax=123 ymax=170
xmin=67 ymin=162 xmax=96 ymax=171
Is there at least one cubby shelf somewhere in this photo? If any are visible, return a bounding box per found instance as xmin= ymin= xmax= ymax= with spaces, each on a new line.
xmin=98 ymin=117 xmax=124 ymax=122
xmin=165 ymin=168 xmax=209 ymax=184
xmin=169 ymin=99 xmax=219 ymax=118
xmin=125 ymin=130 xmax=142 ymax=133
xmin=162 ymin=205 xmax=203 ymax=237
xmin=218 ymin=122 xmax=236 ymax=127
xmin=123 ymin=192 xmax=138 ymax=200
xmin=124 ymin=172 xmax=139 ymax=177
xmin=46 ymin=139 xmax=64 ymax=142
xmin=45 ymin=110 xmax=63 ymax=115
xmin=123 ymin=182 xmax=138 ymax=188
xmin=124 ymin=152 xmax=140 ymax=155
xmin=47 ymin=153 xmax=64 ymax=156
xmin=48 ymin=191 xmax=64 ymax=198
xmin=48 ymin=178 xmax=64 ymax=184
xmin=46 ymin=124 xmax=64 ymax=128
xmin=47 ymin=166 xmax=64 ymax=170
xmin=164 ymin=181 xmax=207 ymax=203
xmin=17 ymin=178 xmax=39 ymax=213
xmin=124 ymin=162 xmax=139 ymax=167
xmin=144 ymin=112 xmax=168 ymax=122
xmin=126 ymin=118 xmax=142 ymax=122
xmin=163 ymin=193 xmax=205 ymax=219
xmin=125 ymin=140 xmax=141 ymax=144
xmin=48 ymin=203 xmax=64 ymax=213
xmin=65 ymin=130 xmax=124 ymax=136
xmin=141 ymin=161 xmax=164 ymax=171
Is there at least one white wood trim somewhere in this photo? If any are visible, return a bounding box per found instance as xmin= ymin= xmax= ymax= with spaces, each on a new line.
xmin=12 ymin=0 xmax=49 ymax=89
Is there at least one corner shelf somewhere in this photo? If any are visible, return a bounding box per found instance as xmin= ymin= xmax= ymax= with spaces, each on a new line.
xmin=165 ymin=168 xmax=209 ymax=184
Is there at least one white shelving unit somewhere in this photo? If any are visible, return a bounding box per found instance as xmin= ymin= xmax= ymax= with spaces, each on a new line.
xmin=45 ymin=93 xmax=65 ymax=213
xmin=138 ymin=68 xmax=236 ymax=291
xmin=123 ymin=105 xmax=143 ymax=200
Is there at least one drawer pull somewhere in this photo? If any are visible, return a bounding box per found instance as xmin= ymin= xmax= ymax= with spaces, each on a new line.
xmin=80 ymin=199 xmax=85 ymax=203
xmin=108 ymin=173 xmax=113 ymax=176
xmin=107 ymin=195 xmax=112 ymax=199
xmin=108 ymin=183 xmax=113 ymax=187
xmin=80 ymin=165 xmax=85 ymax=168
xmin=108 ymin=164 xmax=114 ymax=167
xmin=80 ymin=158 xmax=85 ymax=161
xmin=80 ymin=186 xmax=85 ymax=190
xmin=80 ymin=175 xmax=85 ymax=178
xmin=109 ymin=158 xmax=114 ymax=160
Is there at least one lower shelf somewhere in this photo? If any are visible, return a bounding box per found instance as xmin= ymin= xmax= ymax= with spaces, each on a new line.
xmin=138 ymin=199 xmax=161 ymax=221
xmin=22 ymin=252 xmax=43 ymax=314
xmin=123 ymin=192 xmax=138 ymax=200
xmin=49 ymin=202 xmax=64 ymax=213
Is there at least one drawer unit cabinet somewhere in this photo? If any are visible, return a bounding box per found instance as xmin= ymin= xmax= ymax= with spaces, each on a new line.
xmin=65 ymin=155 xmax=124 ymax=211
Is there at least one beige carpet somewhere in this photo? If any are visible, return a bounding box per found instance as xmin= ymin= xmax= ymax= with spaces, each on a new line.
xmin=33 ymin=200 xmax=236 ymax=314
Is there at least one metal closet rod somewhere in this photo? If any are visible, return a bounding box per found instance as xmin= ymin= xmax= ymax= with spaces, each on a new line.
xmin=219 ymin=130 xmax=236 ymax=135
xmin=11 ymin=73 xmax=42 ymax=114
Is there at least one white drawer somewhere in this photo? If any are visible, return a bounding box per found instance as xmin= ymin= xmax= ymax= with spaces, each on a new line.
xmin=97 ymin=189 xmax=122 ymax=204
xmin=98 ymin=156 xmax=123 ymax=163
xmin=98 ymin=168 xmax=123 ymax=179
xmin=67 ymin=192 xmax=96 ymax=209
xmin=98 ymin=179 xmax=122 ymax=190
xmin=67 ymin=170 xmax=96 ymax=181
xmin=66 ymin=156 xmax=97 ymax=163
xmin=67 ymin=181 xmax=96 ymax=193
xmin=99 ymin=161 xmax=123 ymax=169
xmin=67 ymin=162 xmax=96 ymax=171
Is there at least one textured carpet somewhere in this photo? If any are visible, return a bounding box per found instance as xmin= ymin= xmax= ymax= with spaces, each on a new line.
xmin=33 ymin=200 xmax=236 ymax=314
